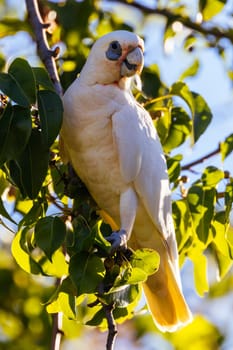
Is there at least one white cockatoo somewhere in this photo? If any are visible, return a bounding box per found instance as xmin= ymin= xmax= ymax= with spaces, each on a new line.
xmin=60 ymin=30 xmax=192 ymax=332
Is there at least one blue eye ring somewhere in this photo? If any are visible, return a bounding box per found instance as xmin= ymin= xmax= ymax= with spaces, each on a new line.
xmin=106 ymin=41 xmax=122 ymax=61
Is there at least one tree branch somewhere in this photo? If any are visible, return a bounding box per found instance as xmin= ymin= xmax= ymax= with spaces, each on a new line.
xmin=116 ymin=0 xmax=233 ymax=44
xmin=103 ymin=303 xmax=118 ymax=350
xmin=25 ymin=0 xmax=63 ymax=96
xmin=181 ymin=144 xmax=220 ymax=170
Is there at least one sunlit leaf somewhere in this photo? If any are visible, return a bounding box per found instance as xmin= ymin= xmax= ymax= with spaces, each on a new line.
xmin=34 ymin=216 xmax=66 ymax=261
xmin=220 ymin=133 xmax=233 ymax=160
xmin=168 ymin=315 xmax=222 ymax=349
xmin=189 ymin=250 xmax=209 ymax=296
xmin=199 ymin=0 xmax=227 ymax=20
xmin=130 ymin=248 xmax=160 ymax=276
xmin=201 ymin=166 xmax=224 ymax=187
xmin=154 ymin=108 xmax=171 ymax=145
xmin=183 ymin=35 xmax=197 ymax=51
xmin=191 ymin=92 xmax=212 ymax=143
xmin=163 ymin=107 xmax=192 ymax=152
xmin=167 ymin=154 xmax=182 ymax=183
xmin=47 ymin=292 xmax=76 ymax=320
xmin=225 ymin=182 xmax=233 ymax=219
xmin=187 ymin=184 xmax=215 ymax=244
xmin=170 ymin=81 xmax=195 ymax=116
xmin=179 ymin=59 xmax=200 ymax=80
xmin=211 ymin=211 xmax=232 ymax=279
xmin=11 ymin=228 xmax=42 ymax=275
xmin=172 ymin=199 xmax=193 ymax=253
xmin=93 ymin=220 xmax=111 ymax=254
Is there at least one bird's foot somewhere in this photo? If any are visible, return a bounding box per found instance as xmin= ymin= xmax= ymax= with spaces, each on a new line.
xmin=106 ymin=229 xmax=128 ymax=253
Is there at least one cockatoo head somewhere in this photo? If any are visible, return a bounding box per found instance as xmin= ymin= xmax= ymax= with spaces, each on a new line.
xmin=80 ymin=30 xmax=144 ymax=85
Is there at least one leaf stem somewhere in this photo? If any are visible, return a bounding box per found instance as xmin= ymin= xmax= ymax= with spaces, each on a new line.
xmin=144 ymin=94 xmax=173 ymax=107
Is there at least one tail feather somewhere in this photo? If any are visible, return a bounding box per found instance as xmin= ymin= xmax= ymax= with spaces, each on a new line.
xmin=129 ymin=227 xmax=192 ymax=332
xmin=143 ymin=257 xmax=192 ymax=332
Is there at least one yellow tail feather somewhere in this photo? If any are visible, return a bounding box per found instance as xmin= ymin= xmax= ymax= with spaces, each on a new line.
xmin=143 ymin=256 xmax=192 ymax=332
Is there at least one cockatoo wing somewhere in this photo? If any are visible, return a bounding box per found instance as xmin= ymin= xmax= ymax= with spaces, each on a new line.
xmin=112 ymin=101 xmax=177 ymax=261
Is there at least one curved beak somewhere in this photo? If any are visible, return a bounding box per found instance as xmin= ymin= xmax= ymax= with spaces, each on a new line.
xmin=120 ymin=46 xmax=144 ymax=77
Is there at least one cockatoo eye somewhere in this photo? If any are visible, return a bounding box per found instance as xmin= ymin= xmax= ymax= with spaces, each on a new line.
xmin=106 ymin=41 xmax=122 ymax=61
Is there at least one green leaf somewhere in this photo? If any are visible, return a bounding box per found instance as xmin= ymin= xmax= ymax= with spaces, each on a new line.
xmin=130 ymin=248 xmax=160 ymax=276
xmin=69 ymin=252 xmax=105 ymax=296
xmin=220 ymin=133 xmax=233 ymax=160
xmin=40 ymin=250 xmax=68 ymax=277
xmin=8 ymin=58 xmax=36 ymax=105
xmin=0 ymin=196 xmax=17 ymax=224
xmin=172 ymin=199 xmax=193 ymax=253
xmin=37 ymin=90 xmax=63 ymax=148
xmin=32 ymin=67 xmax=55 ymax=91
xmin=192 ymin=92 xmax=212 ymax=143
xmin=11 ymin=228 xmax=42 ymax=275
xmin=169 ymin=83 xmax=212 ymax=143
xmin=163 ymin=107 xmax=192 ymax=152
xmin=154 ymin=109 xmax=171 ymax=145
xmin=47 ymin=292 xmax=76 ymax=320
xmin=93 ymin=221 xmax=111 ymax=254
xmin=201 ymin=166 xmax=224 ymax=187
xmin=69 ymin=216 xmax=94 ymax=254
xmin=199 ymin=0 xmax=227 ymax=20
xmin=211 ymin=211 xmax=232 ymax=279
xmin=179 ymin=59 xmax=200 ymax=80
xmin=167 ymin=154 xmax=182 ymax=184
xmin=0 ymin=104 xmax=32 ymax=166
xmin=9 ymin=128 xmax=50 ymax=199
xmin=34 ymin=216 xmax=66 ymax=261
xmin=187 ymin=184 xmax=216 ymax=244
xmin=170 ymin=81 xmax=195 ymax=116
xmin=225 ymin=182 xmax=233 ymax=219
xmin=141 ymin=64 xmax=162 ymax=98
xmin=0 ymin=72 xmax=29 ymax=107
xmin=18 ymin=200 xmax=43 ymax=228
xmin=100 ymin=284 xmax=140 ymax=309
xmin=189 ymin=250 xmax=209 ymax=296
xmin=183 ymin=35 xmax=197 ymax=51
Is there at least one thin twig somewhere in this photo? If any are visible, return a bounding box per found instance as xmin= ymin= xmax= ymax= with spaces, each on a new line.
xmin=103 ymin=304 xmax=118 ymax=350
xmin=116 ymin=0 xmax=233 ymax=44
xmin=25 ymin=0 xmax=63 ymax=96
xmin=50 ymin=311 xmax=63 ymax=350
xmin=181 ymin=144 xmax=220 ymax=170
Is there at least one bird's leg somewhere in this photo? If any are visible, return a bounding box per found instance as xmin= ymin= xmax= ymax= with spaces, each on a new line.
xmin=107 ymin=187 xmax=138 ymax=253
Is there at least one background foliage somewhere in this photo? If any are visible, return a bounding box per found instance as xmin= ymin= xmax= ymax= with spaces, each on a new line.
xmin=0 ymin=0 xmax=233 ymax=349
